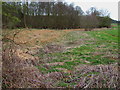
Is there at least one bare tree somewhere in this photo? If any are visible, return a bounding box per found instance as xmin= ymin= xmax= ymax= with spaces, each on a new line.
xmin=86 ymin=7 xmax=100 ymax=16
xmin=81 ymin=7 xmax=99 ymax=31
xmin=99 ymin=9 xmax=110 ymax=17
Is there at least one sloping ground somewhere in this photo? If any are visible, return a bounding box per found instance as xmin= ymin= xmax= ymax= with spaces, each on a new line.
xmin=2 ymin=27 xmax=119 ymax=88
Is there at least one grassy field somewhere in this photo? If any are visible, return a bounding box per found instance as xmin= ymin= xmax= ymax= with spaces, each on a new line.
xmin=2 ymin=24 xmax=119 ymax=88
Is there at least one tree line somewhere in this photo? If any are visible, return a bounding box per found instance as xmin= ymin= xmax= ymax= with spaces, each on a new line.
xmin=2 ymin=2 xmax=111 ymax=30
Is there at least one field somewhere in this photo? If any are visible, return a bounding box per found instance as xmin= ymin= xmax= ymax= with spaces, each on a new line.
xmin=2 ymin=25 xmax=119 ymax=88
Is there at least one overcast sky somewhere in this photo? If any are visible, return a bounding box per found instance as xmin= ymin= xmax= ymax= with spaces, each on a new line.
xmin=64 ymin=0 xmax=119 ymax=20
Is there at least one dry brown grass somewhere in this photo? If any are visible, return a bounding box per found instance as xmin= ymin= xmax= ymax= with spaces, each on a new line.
xmin=3 ymin=29 xmax=68 ymax=47
xmin=2 ymin=29 xmax=68 ymax=88
xmin=74 ymin=64 xmax=119 ymax=88
xmin=2 ymin=46 xmax=53 ymax=88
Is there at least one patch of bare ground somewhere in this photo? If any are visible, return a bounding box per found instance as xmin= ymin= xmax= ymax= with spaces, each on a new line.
xmin=93 ymin=28 xmax=110 ymax=31
xmin=64 ymin=33 xmax=96 ymax=50
xmin=63 ymin=28 xmax=110 ymax=31
xmin=41 ymin=44 xmax=64 ymax=54
xmin=63 ymin=29 xmax=85 ymax=31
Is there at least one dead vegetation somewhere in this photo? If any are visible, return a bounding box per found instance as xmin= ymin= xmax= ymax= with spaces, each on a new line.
xmin=74 ymin=64 xmax=119 ymax=88
xmin=2 ymin=46 xmax=119 ymax=88
xmin=2 ymin=28 xmax=119 ymax=88
xmin=2 ymin=46 xmax=49 ymax=88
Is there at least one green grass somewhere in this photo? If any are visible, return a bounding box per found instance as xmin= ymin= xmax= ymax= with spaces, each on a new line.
xmin=36 ymin=27 xmax=118 ymax=75
xmin=56 ymin=81 xmax=69 ymax=87
xmin=35 ymin=66 xmax=48 ymax=73
xmin=51 ymin=64 xmax=74 ymax=70
xmin=34 ymin=26 xmax=118 ymax=88
xmin=86 ymin=29 xmax=118 ymax=43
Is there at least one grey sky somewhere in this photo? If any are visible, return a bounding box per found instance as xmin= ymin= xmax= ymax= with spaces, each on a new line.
xmin=65 ymin=0 xmax=119 ymax=20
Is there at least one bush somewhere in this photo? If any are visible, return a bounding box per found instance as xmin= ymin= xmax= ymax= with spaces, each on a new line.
xmin=98 ymin=16 xmax=111 ymax=28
